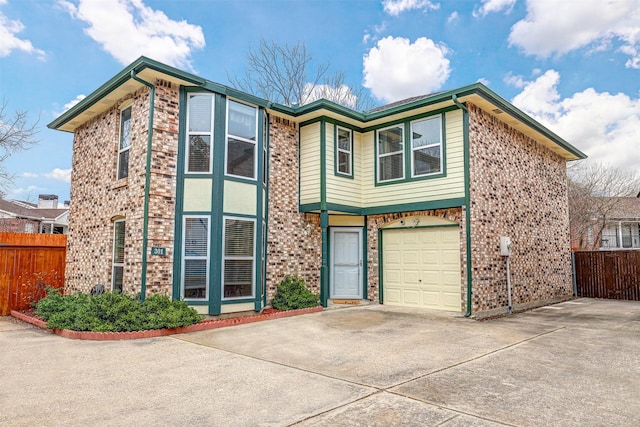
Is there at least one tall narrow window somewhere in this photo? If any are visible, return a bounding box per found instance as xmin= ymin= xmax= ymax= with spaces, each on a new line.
xmin=227 ymin=100 xmax=257 ymax=179
xmin=117 ymin=106 xmax=131 ymax=180
xmin=186 ymin=94 xmax=213 ymax=173
xmin=377 ymin=125 xmax=404 ymax=182
xmin=411 ymin=116 xmax=442 ymax=177
xmin=336 ymin=126 xmax=352 ymax=176
xmin=112 ymin=220 xmax=125 ymax=292
xmin=223 ymin=217 xmax=255 ymax=299
xmin=183 ymin=216 xmax=209 ymax=299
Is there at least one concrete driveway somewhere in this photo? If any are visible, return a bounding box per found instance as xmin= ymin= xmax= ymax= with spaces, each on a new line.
xmin=1 ymin=298 xmax=639 ymax=426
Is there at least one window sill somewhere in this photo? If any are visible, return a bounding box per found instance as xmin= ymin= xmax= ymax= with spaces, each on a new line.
xmin=112 ymin=178 xmax=128 ymax=190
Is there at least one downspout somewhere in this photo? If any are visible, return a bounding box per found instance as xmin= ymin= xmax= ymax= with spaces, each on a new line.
xmin=130 ymin=70 xmax=155 ymax=302
xmin=453 ymin=95 xmax=473 ymax=317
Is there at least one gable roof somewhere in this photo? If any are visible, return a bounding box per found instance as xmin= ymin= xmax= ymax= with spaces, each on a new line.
xmin=48 ymin=56 xmax=587 ymax=161
xmin=0 ymin=199 xmax=68 ymax=221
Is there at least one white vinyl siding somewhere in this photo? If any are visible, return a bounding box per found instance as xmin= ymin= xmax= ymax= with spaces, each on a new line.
xmin=300 ymin=122 xmax=322 ymax=206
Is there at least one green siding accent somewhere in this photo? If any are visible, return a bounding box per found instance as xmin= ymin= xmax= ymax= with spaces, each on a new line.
xmin=172 ymin=88 xmax=189 ymax=300
xmin=320 ymin=119 xmax=327 ymax=211
xmin=300 ymin=198 xmax=466 ymax=215
xmin=363 ymin=218 xmax=368 ymax=300
xmin=457 ymin=101 xmax=473 ymax=318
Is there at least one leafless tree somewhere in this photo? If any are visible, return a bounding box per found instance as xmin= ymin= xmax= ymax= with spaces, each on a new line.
xmin=0 ymin=101 xmax=38 ymax=193
xmin=229 ymin=38 xmax=375 ymax=111
xmin=568 ymin=161 xmax=640 ymax=249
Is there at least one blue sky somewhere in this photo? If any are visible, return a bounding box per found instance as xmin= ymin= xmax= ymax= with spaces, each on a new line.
xmin=1 ymin=0 xmax=638 ymax=203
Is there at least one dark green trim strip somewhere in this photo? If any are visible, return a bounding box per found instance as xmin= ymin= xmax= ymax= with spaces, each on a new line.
xmin=299 ymin=198 xmax=466 ymax=215
xmin=320 ymin=119 xmax=327 ymax=211
xmin=455 ymin=99 xmax=474 ymax=318
xmin=130 ymin=71 xmax=154 ymax=302
xmin=172 ymin=88 xmax=188 ymax=300
xmin=363 ymin=219 xmax=368 ymax=300
xmin=320 ymin=211 xmax=329 ymax=307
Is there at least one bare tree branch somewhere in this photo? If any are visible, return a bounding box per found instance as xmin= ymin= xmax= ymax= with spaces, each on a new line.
xmin=0 ymin=100 xmax=39 ymax=193
xmin=568 ymin=161 xmax=640 ymax=249
xmin=229 ymin=38 xmax=374 ymax=112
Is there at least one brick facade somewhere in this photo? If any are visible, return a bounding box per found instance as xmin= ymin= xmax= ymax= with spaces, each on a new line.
xmin=467 ymin=103 xmax=572 ymax=316
xmin=65 ymin=81 xmax=178 ymax=296
xmin=265 ymin=116 xmax=322 ymax=300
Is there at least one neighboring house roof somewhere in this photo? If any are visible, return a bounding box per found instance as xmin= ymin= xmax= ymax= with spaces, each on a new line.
xmin=48 ymin=56 xmax=587 ymax=161
xmin=0 ymin=199 xmax=68 ymax=222
xmin=607 ymin=197 xmax=640 ymax=220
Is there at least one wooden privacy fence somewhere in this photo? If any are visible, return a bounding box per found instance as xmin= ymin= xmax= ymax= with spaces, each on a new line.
xmin=573 ymin=250 xmax=640 ymax=301
xmin=0 ymin=232 xmax=67 ymax=315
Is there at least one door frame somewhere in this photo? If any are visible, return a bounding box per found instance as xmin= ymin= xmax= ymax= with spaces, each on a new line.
xmin=329 ymin=227 xmax=363 ymax=299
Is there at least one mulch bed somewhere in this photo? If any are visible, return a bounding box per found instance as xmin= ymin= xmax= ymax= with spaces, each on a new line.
xmin=10 ymin=305 xmax=323 ymax=341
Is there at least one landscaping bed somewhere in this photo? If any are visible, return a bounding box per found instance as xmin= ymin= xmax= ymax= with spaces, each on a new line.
xmin=11 ymin=305 xmax=323 ymax=340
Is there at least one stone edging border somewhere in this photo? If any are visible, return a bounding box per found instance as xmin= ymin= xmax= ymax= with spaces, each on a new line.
xmin=10 ymin=306 xmax=324 ymax=341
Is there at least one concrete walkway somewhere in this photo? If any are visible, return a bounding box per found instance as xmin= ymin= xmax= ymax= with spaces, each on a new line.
xmin=1 ymin=298 xmax=639 ymax=426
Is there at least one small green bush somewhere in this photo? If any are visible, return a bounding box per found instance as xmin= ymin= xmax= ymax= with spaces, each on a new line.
xmin=271 ymin=275 xmax=320 ymax=310
xmin=34 ymin=288 xmax=201 ymax=332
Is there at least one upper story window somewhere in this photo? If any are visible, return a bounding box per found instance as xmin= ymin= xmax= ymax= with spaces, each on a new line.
xmin=377 ymin=125 xmax=404 ymax=182
xmin=117 ymin=106 xmax=131 ymax=180
xmin=336 ymin=126 xmax=352 ymax=177
xmin=226 ymin=100 xmax=257 ymax=179
xmin=411 ymin=116 xmax=442 ymax=177
xmin=186 ymin=94 xmax=214 ymax=173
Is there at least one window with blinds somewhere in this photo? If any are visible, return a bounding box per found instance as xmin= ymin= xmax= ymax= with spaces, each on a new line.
xmin=183 ymin=216 xmax=209 ymax=299
xmin=377 ymin=125 xmax=404 ymax=182
xmin=112 ymin=220 xmax=125 ymax=292
xmin=222 ymin=217 xmax=255 ymax=299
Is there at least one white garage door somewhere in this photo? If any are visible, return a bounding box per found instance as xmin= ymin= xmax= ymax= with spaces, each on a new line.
xmin=382 ymin=227 xmax=461 ymax=311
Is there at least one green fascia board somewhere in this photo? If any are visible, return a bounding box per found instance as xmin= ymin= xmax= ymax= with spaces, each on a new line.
xmin=49 ymin=57 xmax=585 ymax=160
xmin=47 ymin=56 xmax=206 ymax=131
xmin=470 ymin=87 xmax=587 ymax=159
xmin=299 ymin=198 xmax=465 ymax=215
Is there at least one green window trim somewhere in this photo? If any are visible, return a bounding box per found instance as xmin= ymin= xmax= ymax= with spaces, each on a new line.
xmin=225 ymin=99 xmax=258 ymax=181
xmin=117 ymin=105 xmax=131 ymax=180
xmin=374 ymin=112 xmax=447 ymax=186
xmin=185 ymin=94 xmax=214 ymax=174
xmin=334 ymin=125 xmax=354 ymax=179
xmin=376 ymin=124 xmax=405 ymax=183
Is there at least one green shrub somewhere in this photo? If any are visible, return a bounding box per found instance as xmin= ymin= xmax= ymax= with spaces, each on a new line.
xmin=34 ymin=288 xmax=201 ymax=332
xmin=271 ymin=275 xmax=320 ymax=310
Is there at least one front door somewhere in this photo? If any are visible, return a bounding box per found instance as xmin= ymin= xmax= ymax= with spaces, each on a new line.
xmin=330 ymin=228 xmax=363 ymax=299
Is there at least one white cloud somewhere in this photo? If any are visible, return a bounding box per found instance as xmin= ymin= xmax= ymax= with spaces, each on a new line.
xmin=11 ymin=185 xmax=40 ymax=196
xmin=509 ymin=0 xmax=640 ymax=68
xmin=0 ymin=10 xmax=45 ymax=59
xmin=382 ymin=0 xmax=439 ymax=16
xmin=59 ymin=0 xmax=205 ymax=70
xmin=477 ymin=77 xmax=490 ymax=86
xmin=44 ymin=168 xmax=72 ymax=183
xmin=473 ymin=0 xmax=516 ymax=17
xmin=504 ymin=71 xmax=526 ymax=88
xmin=447 ymin=11 xmax=459 ymax=23
xmin=512 ymin=69 xmax=640 ymax=172
xmin=63 ymin=94 xmax=86 ymax=112
xmin=21 ymin=172 xmax=38 ymax=178
xmin=363 ymin=36 xmax=451 ymax=103
xmin=363 ymin=22 xmax=387 ymax=44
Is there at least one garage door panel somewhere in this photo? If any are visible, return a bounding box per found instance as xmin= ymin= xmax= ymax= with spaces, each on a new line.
xmin=383 ymin=227 xmax=461 ymax=312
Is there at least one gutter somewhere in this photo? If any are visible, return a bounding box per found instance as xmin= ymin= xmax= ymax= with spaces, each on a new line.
xmin=452 ymin=95 xmax=473 ymax=318
xmin=130 ymin=70 xmax=154 ymax=302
